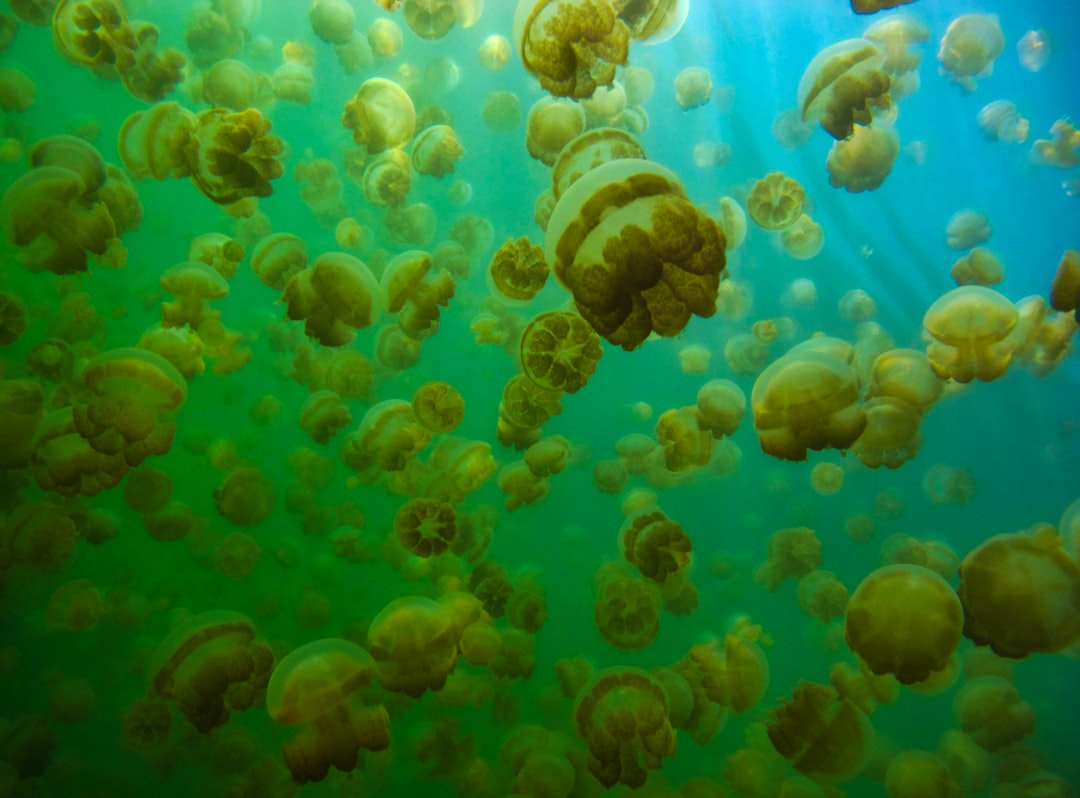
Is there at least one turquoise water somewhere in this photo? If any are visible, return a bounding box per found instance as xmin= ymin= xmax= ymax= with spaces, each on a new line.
xmin=1 ymin=0 xmax=1079 ymax=795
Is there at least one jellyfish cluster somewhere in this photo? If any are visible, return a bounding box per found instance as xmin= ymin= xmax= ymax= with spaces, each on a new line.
xmin=0 ymin=0 xmax=1078 ymax=796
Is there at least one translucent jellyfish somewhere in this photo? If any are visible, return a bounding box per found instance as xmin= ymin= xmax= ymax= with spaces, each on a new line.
xmin=552 ymin=128 xmax=646 ymax=201
xmin=674 ymin=66 xmax=712 ymax=110
xmin=523 ymin=434 xmax=572 ymax=478
xmin=677 ymin=344 xmax=711 ymax=375
xmin=386 ymin=203 xmax=438 ymax=247
xmin=580 ymin=81 xmax=626 ymax=127
xmin=950 ymin=247 xmax=1004 ymax=287
xmin=487 ymin=237 xmax=548 ymax=304
xmin=654 ymin=406 xmax=712 ymax=471
xmin=381 ymin=249 xmax=455 ymax=339
xmin=402 ymin=0 xmax=457 ymax=40
xmin=826 ymin=122 xmax=900 ymax=192
xmin=512 ymin=0 xmax=630 ymax=99
xmin=780 ymin=214 xmax=825 ymax=259
xmin=266 ymin=638 xmax=389 ymax=784
xmin=593 ymin=562 xmax=661 ymax=651
xmin=1030 ymin=118 xmax=1080 ymax=169
xmin=1017 ymin=29 xmax=1051 ymax=73
xmin=283 ymin=252 xmax=382 ymax=346
xmin=341 ymin=77 xmax=416 ymax=155
xmin=1050 ymin=249 xmax=1080 ymax=323
xmin=957 ymin=527 xmax=1080 ymax=658
xmin=773 ymin=107 xmax=815 ymax=149
xmin=845 ymin=564 xmax=963 ymax=684
xmin=411 ymin=124 xmax=463 ymax=178
xmin=481 ymin=90 xmax=521 ymax=133
xmin=574 ymin=666 xmax=676 ymax=788
xmin=754 ymin=527 xmax=822 ymax=591
xmin=146 ymin=610 xmax=272 ymax=733
xmin=620 ymin=508 xmax=693 ymax=583
xmin=938 ymin=14 xmax=1005 ymax=92
xmin=747 ymin=172 xmax=806 ymax=231
xmin=884 ymin=750 xmax=961 ymax=798
xmin=215 ymin=465 xmax=275 ymax=527
xmin=159 ymin=261 xmax=229 ymax=329
xmin=367 ymin=17 xmax=402 ymax=58
xmin=952 ymin=676 xmax=1034 ymax=752
xmin=614 ymin=0 xmax=688 ymax=44
xmin=299 ymin=390 xmax=351 ymax=445
xmin=367 ymin=596 xmax=459 ymax=697
xmin=394 ymin=498 xmax=456 ymax=557
xmin=0 ymin=64 xmax=34 ymax=112
xmin=715 ymin=197 xmax=748 ymax=251
xmin=520 ymin=310 xmax=604 ymax=394
xmin=124 ymin=465 xmax=173 ymax=514
xmin=271 ymin=61 xmax=314 ymax=106
xmin=410 ymin=381 xmax=465 ymax=434
xmin=525 ymin=97 xmax=586 ymax=166
xmin=201 ymin=59 xmax=259 ymax=111
xmin=250 ymin=232 xmax=307 ymax=291
xmin=478 ymin=34 xmax=511 ymax=70
xmin=0 ymin=379 xmax=43 ymax=470
xmin=308 ymin=0 xmax=355 ymax=44
xmin=923 ymin=285 xmax=1017 ymax=383
xmin=798 ymin=39 xmax=892 ymax=140
xmin=863 ymin=14 xmax=930 ymax=75
xmin=751 ymin=350 xmax=866 ymax=461
xmin=797 ymin=570 xmax=849 ymax=624
xmin=767 ymin=681 xmax=873 ymax=783
xmin=851 ymin=396 xmax=923 ymax=469
xmin=692 ymin=380 xmax=745 ymax=441
xmin=187 ymin=108 xmax=285 ymax=205
xmin=340 ymin=399 xmax=431 ymax=481
xmin=976 ymin=100 xmax=1029 ymax=144
xmin=545 ymin=158 xmax=726 ymax=350
xmin=866 ymin=348 xmax=943 ymax=413
xmin=497 ymin=460 xmax=550 ymax=511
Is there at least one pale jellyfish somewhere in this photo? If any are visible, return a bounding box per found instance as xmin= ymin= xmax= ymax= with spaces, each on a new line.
xmin=945 ymin=210 xmax=992 ymax=250
xmin=1017 ymin=29 xmax=1050 ymax=72
xmin=976 ymin=100 xmax=1029 ymax=144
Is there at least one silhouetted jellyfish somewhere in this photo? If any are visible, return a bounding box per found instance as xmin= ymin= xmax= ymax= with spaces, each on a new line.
xmin=957 ymin=526 xmax=1080 ymax=658
xmin=845 ymin=564 xmax=963 ymax=684
xmin=367 ymin=595 xmax=459 ymax=697
xmin=265 ymin=638 xmax=390 ymax=783
xmin=767 ymin=681 xmax=873 ymax=783
xmin=952 ymin=676 xmax=1034 ymax=752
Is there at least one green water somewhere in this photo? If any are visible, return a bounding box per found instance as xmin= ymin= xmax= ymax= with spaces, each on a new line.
xmin=1 ymin=0 xmax=1079 ymax=796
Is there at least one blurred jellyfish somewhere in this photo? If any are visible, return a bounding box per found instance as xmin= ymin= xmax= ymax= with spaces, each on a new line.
xmin=674 ymin=66 xmax=712 ymax=110
xmin=976 ymin=100 xmax=1029 ymax=144
xmin=1017 ymin=29 xmax=1050 ymax=72
xmin=938 ymin=14 xmax=1004 ymax=92
xmin=945 ymin=209 xmax=992 ymax=249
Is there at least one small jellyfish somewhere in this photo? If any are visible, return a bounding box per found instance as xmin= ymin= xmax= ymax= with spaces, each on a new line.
xmin=950 ymin=247 xmax=1004 ymax=287
xmin=520 ymin=311 xmax=603 ymax=394
xmin=478 ymin=34 xmax=511 ymax=70
xmin=1017 ymin=29 xmax=1050 ymax=72
xmin=826 ymin=122 xmax=900 ymax=192
xmin=674 ymin=66 xmax=712 ymax=110
xmin=747 ymin=172 xmax=806 ymax=231
xmin=938 ymin=14 xmax=1005 ymax=92
xmin=976 ymin=100 xmax=1029 ymax=144
xmin=798 ymin=38 xmax=892 ymax=139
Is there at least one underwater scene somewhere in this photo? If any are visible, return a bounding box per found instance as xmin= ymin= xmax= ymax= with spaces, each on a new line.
xmin=1 ymin=0 xmax=1079 ymax=795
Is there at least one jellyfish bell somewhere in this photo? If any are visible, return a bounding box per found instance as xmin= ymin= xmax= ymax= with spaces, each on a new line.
xmin=798 ymin=38 xmax=891 ymax=140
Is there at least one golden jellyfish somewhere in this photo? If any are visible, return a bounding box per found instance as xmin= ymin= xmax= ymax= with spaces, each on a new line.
xmin=884 ymin=750 xmax=961 ymax=798
xmin=810 ymin=462 xmax=844 ymax=495
xmin=1049 ymin=249 xmax=1080 ymax=321
xmin=250 ymin=232 xmax=307 ymax=291
xmin=866 ymin=348 xmax=943 ymax=413
xmin=716 ymin=197 xmax=748 ymax=250
xmin=1017 ymin=28 xmax=1051 ymax=72
xmin=512 ymin=0 xmax=630 ymax=100
xmin=863 ymin=14 xmax=930 ymax=76
xmin=798 ymin=39 xmax=891 ymax=140
xmin=30 ymin=407 xmax=128 ymax=497
xmin=523 ymin=434 xmax=572 ymax=477
xmin=780 ymin=214 xmax=825 ymax=259
xmin=481 ymin=90 xmax=521 ymax=132
xmin=952 ymin=676 xmax=1034 ymax=752
xmin=283 ymin=252 xmax=383 ymax=346
xmin=0 ymin=64 xmax=34 ymax=112
xmin=654 ymin=406 xmax=711 ymax=472
xmin=340 ymin=399 xmax=431 ymax=481
xmin=678 ymin=343 xmax=710 ymax=375
xmin=850 ymin=0 xmax=915 ymax=13
xmin=1030 ymin=118 xmax=1080 ymax=169
xmin=213 ymin=530 xmax=261 ymax=579
xmin=746 ymin=172 xmax=806 ymax=231
xmin=2 ymin=501 xmax=77 ymax=573
xmin=123 ymin=465 xmax=173 ymax=514
xmin=367 ymin=17 xmax=403 ymax=58
xmin=950 ymin=247 xmax=1004 ymax=287
xmin=411 ymin=381 xmax=465 ymax=434
xmin=615 ymin=0 xmax=688 ymax=44
xmin=308 ymin=0 xmax=355 ymax=45
xmin=976 ymin=99 xmax=1029 ymax=144
xmin=798 ymin=571 xmax=849 ymax=624
xmin=146 ymin=610 xmax=270 ymax=733
xmin=367 ymin=595 xmax=459 ymax=697
xmin=826 ymin=122 xmax=900 ymax=192
xmin=0 ymin=379 xmax=44 ymax=470
xmin=520 ymin=310 xmax=604 ymax=394
xmin=381 ymin=249 xmax=455 ymax=339
xmin=922 ymin=285 xmax=1018 ymax=383
xmin=751 ymin=349 xmax=866 ymax=461
xmin=573 ymin=666 xmax=676 ymax=788
xmin=497 ymin=460 xmax=550 ymax=511
xmin=767 ymin=681 xmax=873 ymax=784
xmin=945 ymin=209 xmax=992 ymax=249
xmin=342 ymin=77 xmax=416 ymax=155
xmin=478 ymin=34 xmax=511 ymax=70
xmin=271 ymin=61 xmax=314 ymax=105
xmin=215 ymin=464 xmax=275 ymax=527
xmin=46 ymin=578 xmax=104 ymax=632
xmin=266 ymin=638 xmax=389 ymax=784
xmin=695 ymin=379 xmax=745 ymax=439
xmin=545 ymin=158 xmax=726 ymax=350
xmin=426 ymin=437 xmax=496 ymax=504
xmin=851 ymin=396 xmax=923 ymax=469
xmin=449 ymin=213 xmax=495 ymax=257
xmin=754 ymin=527 xmax=822 ymax=592
xmin=488 ymin=237 xmax=549 ymax=304
xmin=674 ymin=66 xmax=712 ymax=111
xmin=299 ymin=390 xmax=351 ymax=444
xmin=551 ymin=127 xmax=646 ymax=201
xmin=938 ymin=14 xmax=1004 ymax=92
xmin=189 ymin=232 xmax=244 ymax=280
xmin=619 ymin=509 xmax=692 ymax=582
xmin=185 ymin=108 xmax=284 ymax=205
xmin=845 ymin=564 xmax=963 ymax=684
xmin=201 ymin=59 xmax=259 ymax=111
xmin=580 ymin=81 xmax=626 ymax=127
xmin=360 ymin=149 xmax=411 ymax=208
xmin=411 ymin=124 xmax=463 ymax=178
xmin=386 ymin=202 xmax=438 ymax=247
xmin=525 ymin=97 xmax=586 ymax=166
xmin=394 ymin=498 xmax=456 ymax=557
xmin=957 ymin=527 xmax=1080 ymax=658
xmin=402 ymin=0 xmax=456 ymax=40
xmin=0 ymin=290 xmax=28 ymax=346
xmin=159 ymin=261 xmax=229 ymax=328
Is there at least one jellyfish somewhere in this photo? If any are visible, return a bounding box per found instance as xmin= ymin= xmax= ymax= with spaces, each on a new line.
xmin=863 ymin=14 xmax=930 ymax=76
xmin=478 ymin=34 xmax=511 ymax=70
xmin=573 ymin=666 xmax=676 ymax=788
xmin=299 ymin=390 xmax=351 ymax=445
xmin=952 ymin=676 xmax=1034 ymax=752
xmin=159 ymin=261 xmax=229 ymax=329
xmin=1049 ymin=249 xmax=1079 ymax=322
xmin=798 ymin=39 xmax=892 ymax=140
xmin=341 ymin=77 xmax=416 ymax=154
xmin=976 ymin=100 xmax=1029 ymax=144
xmin=146 ymin=610 xmax=272 ymax=733
xmin=394 ymin=498 xmax=456 ymax=558
xmin=188 ymin=108 xmax=285 ymax=205
xmin=754 ymin=527 xmax=823 ymax=591
xmin=850 ymin=0 xmax=915 ymax=14
xmin=767 ymin=681 xmax=873 ymax=783
xmin=519 ymin=311 xmax=604 ymax=394
xmin=525 ymin=97 xmax=586 ymax=166
xmin=481 ymin=90 xmax=521 ymax=132
xmin=411 ymin=124 xmax=464 ymax=178
xmin=512 ymin=0 xmax=630 ymax=99
xmin=283 ymin=252 xmax=383 ymax=346
xmin=551 ymin=128 xmax=646 ymax=202
xmin=883 ymin=750 xmax=961 ymax=798
xmin=1030 ymin=118 xmax=1080 ymax=169
xmin=271 ymin=61 xmax=314 ymax=105
xmin=340 ymin=400 xmax=431 ymax=482
xmin=798 ymin=571 xmax=849 ymax=624
xmin=251 ymin=232 xmax=307 ymax=291
xmin=694 ymin=379 xmax=746 ymax=440
xmin=308 ymin=0 xmax=355 ymax=44
xmin=826 ymin=122 xmax=900 ymax=192
xmin=123 ymin=465 xmax=173 ymax=514
xmin=381 ymin=249 xmax=455 ymax=339
xmin=922 ymin=285 xmax=1018 ymax=383
xmin=545 ymin=158 xmax=726 ymax=350
xmin=956 ymin=527 xmax=1080 ymax=658
xmin=654 ymin=406 xmax=712 ymax=472
xmin=410 ymin=381 xmax=465 ymax=435
xmin=674 ymin=66 xmax=712 ymax=110
xmin=938 ymin=14 xmax=1004 ymax=92
xmin=746 ymin=172 xmax=806 ymax=231
xmin=488 ymin=237 xmax=549 ymax=303
xmin=367 ymin=595 xmax=460 ymax=697
xmin=0 ymin=379 xmax=44 ymax=470
xmin=845 ymin=564 xmax=963 ymax=684
xmin=266 ymin=638 xmax=389 ymax=784
xmin=214 ymin=465 xmax=275 ymax=527
xmin=620 ymin=509 xmax=693 ymax=583
xmin=780 ymin=214 xmax=825 ymax=259
xmin=851 ymin=396 xmax=923 ymax=469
